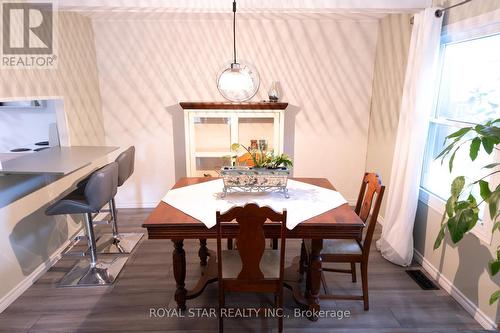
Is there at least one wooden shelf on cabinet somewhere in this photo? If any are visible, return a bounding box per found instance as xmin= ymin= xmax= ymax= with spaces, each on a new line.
xmin=180 ymin=102 xmax=288 ymax=110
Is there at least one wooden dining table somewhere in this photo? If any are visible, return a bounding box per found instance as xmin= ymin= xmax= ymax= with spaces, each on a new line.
xmin=142 ymin=177 xmax=364 ymax=315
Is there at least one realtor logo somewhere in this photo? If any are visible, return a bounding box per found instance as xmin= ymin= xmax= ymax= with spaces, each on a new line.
xmin=1 ymin=1 xmax=57 ymax=68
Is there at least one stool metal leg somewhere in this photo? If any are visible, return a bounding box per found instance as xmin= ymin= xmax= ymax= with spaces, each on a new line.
xmin=84 ymin=213 xmax=98 ymax=267
xmin=58 ymin=213 xmax=128 ymax=287
xmin=95 ymin=198 xmax=143 ymax=254
xmin=110 ymin=198 xmax=119 ymax=237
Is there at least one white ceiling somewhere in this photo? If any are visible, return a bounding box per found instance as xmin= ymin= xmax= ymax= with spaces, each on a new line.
xmin=58 ymin=0 xmax=432 ymax=13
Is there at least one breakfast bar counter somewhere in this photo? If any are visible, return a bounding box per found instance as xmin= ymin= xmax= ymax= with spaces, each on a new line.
xmin=0 ymin=146 xmax=118 ymax=175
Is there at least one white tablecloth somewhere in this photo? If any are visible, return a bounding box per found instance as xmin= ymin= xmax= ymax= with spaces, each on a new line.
xmin=162 ymin=179 xmax=347 ymax=230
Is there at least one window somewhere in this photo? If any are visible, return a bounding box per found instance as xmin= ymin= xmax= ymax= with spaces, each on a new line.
xmin=420 ymin=33 xmax=500 ymax=243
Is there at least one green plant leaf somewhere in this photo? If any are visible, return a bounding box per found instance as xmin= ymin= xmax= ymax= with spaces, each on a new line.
xmin=434 ymin=224 xmax=446 ymax=250
xmin=482 ymin=137 xmax=495 ymax=154
xmin=455 ymin=200 xmax=469 ymax=210
xmin=469 ymin=137 xmax=481 ymax=161
xmin=449 ymin=147 xmax=459 ymax=172
xmin=479 ymin=126 xmax=500 ymax=140
xmin=446 ymin=216 xmax=464 ymax=243
xmin=436 ymin=137 xmax=460 ymax=160
xmin=435 ymin=146 xmax=450 ymax=160
xmin=459 ymin=208 xmax=477 ymax=234
xmin=492 ymin=221 xmax=500 ymax=233
xmin=447 ymin=201 xmax=479 ymax=244
xmin=465 ymin=195 xmax=479 ymax=231
xmin=447 ymin=127 xmax=471 ymax=139
xmin=488 ymin=189 xmax=500 ymax=220
xmin=474 ymin=124 xmax=485 ymax=132
xmin=445 ymin=196 xmax=456 ymax=218
xmin=479 ymin=180 xmax=492 ymax=201
xmin=450 ymin=176 xmax=465 ymax=197
xmin=489 ymin=257 xmax=500 ymax=276
xmin=490 ymin=290 xmax=500 ymax=305
xmin=484 ymin=163 xmax=500 ymax=169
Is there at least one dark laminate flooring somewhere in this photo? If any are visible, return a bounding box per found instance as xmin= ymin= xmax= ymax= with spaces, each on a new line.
xmin=0 ymin=209 xmax=488 ymax=332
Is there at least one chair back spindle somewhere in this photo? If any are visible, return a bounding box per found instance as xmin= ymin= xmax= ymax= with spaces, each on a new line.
xmin=355 ymin=173 xmax=385 ymax=256
xmin=216 ymin=203 xmax=286 ymax=281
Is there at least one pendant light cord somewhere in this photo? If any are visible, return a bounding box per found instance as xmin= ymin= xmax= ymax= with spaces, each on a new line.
xmin=233 ymin=0 xmax=237 ymax=64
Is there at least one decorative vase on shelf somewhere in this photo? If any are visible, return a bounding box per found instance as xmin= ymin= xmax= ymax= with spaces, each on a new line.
xmin=268 ymin=81 xmax=280 ymax=102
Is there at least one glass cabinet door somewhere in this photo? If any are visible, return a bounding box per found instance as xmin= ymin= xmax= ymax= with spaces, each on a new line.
xmin=190 ymin=116 xmax=233 ymax=177
xmin=237 ymin=116 xmax=276 ymax=152
xmin=186 ymin=111 xmax=283 ymax=176
xmin=193 ymin=116 xmax=231 ymax=153
xmin=194 ymin=156 xmax=232 ymax=177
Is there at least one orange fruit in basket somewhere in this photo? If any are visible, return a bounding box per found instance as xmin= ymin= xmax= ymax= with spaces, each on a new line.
xmin=237 ymin=152 xmax=258 ymax=167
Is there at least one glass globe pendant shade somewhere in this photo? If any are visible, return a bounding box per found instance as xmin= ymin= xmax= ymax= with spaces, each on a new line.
xmin=217 ymin=62 xmax=260 ymax=102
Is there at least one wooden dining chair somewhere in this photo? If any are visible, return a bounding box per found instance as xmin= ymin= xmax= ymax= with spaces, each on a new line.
xmin=300 ymin=172 xmax=385 ymax=311
xmin=216 ymin=203 xmax=287 ymax=333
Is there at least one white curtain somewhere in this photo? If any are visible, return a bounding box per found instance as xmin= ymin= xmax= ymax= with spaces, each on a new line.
xmin=377 ymin=8 xmax=443 ymax=266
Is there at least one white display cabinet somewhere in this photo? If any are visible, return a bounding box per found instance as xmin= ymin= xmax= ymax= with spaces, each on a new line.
xmin=181 ymin=102 xmax=288 ymax=177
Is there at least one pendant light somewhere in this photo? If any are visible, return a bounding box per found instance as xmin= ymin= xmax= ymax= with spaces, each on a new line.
xmin=217 ymin=0 xmax=260 ymax=102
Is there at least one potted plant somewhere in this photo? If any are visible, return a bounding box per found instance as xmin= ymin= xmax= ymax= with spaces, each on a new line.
xmin=219 ymin=143 xmax=293 ymax=197
xmin=433 ymin=118 xmax=500 ymax=304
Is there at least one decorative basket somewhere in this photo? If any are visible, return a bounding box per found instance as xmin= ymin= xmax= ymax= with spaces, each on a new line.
xmin=220 ymin=166 xmax=290 ymax=198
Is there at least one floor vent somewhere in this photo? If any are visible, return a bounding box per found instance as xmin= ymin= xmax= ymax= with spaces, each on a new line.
xmin=406 ymin=269 xmax=439 ymax=290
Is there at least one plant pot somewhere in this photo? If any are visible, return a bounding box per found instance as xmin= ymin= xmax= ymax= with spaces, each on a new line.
xmin=220 ymin=166 xmax=290 ymax=197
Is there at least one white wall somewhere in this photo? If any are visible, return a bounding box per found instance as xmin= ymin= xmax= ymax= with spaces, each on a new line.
xmin=365 ymin=14 xmax=412 ymax=217
xmin=0 ymin=12 xmax=105 ymax=146
xmin=92 ymin=12 xmax=380 ymax=207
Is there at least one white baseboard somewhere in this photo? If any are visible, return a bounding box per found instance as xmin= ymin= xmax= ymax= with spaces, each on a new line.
xmin=413 ymin=249 xmax=497 ymax=330
xmin=0 ymin=229 xmax=83 ymax=314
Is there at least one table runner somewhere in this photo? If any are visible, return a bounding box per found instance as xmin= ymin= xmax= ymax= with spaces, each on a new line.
xmin=162 ymin=179 xmax=347 ymax=230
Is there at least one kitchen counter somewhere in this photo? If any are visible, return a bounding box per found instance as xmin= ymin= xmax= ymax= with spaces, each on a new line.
xmin=0 ymin=146 xmax=118 ymax=175
xmin=0 ymin=153 xmax=30 ymax=163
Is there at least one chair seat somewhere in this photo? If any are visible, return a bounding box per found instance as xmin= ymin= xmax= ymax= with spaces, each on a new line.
xmin=45 ymin=188 xmax=94 ymax=215
xmin=76 ymin=176 xmax=90 ymax=192
xmin=305 ymin=239 xmax=362 ymax=256
xmin=324 ymin=239 xmax=362 ymax=255
xmin=221 ymin=249 xmax=280 ymax=279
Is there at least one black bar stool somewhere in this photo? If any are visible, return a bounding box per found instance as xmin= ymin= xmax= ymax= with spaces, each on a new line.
xmin=94 ymin=146 xmax=143 ymax=253
xmin=46 ymin=162 xmax=128 ymax=287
